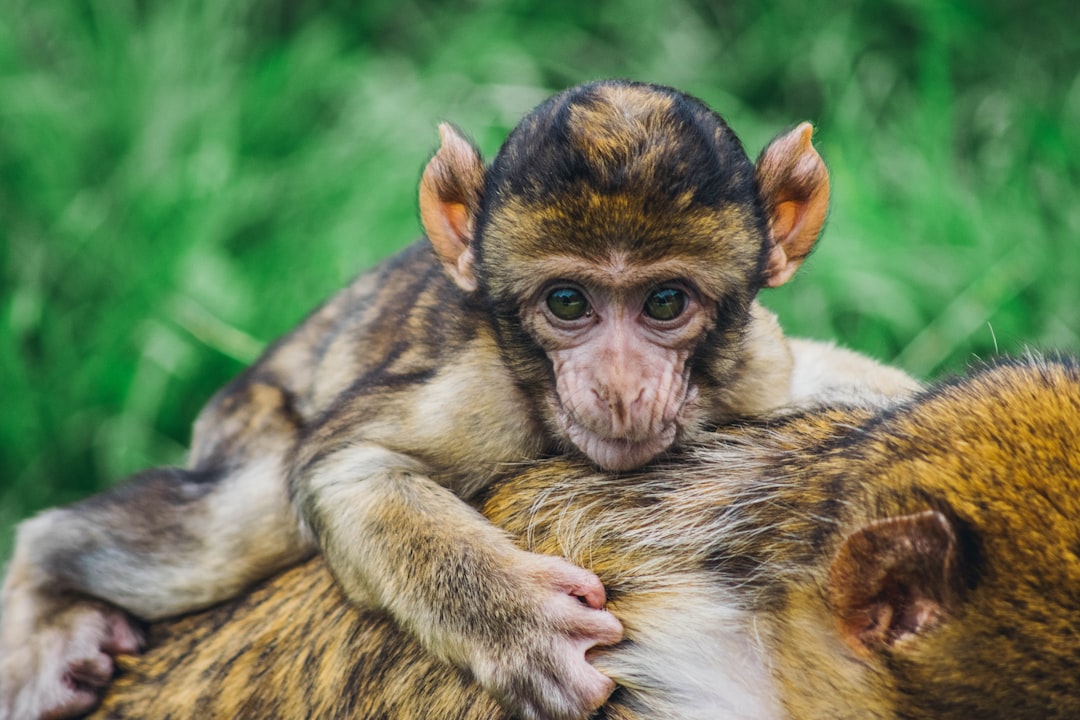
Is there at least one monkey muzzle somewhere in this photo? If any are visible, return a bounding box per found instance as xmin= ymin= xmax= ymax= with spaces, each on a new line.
xmin=552 ymin=382 xmax=699 ymax=471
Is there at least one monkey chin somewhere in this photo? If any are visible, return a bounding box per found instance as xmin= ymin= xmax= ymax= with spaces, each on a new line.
xmin=565 ymin=422 xmax=678 ymax=472
xmin=552 ymin=386 xmax=699 ymax=471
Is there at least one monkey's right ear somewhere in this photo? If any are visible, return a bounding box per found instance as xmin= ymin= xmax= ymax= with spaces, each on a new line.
xmin=420 ymin=123 xmax=487 ymax=293
xmin=754 ymin=123 xmax=830 ymax=288
xmin=827 ymin=510 xmax=962 ymax=658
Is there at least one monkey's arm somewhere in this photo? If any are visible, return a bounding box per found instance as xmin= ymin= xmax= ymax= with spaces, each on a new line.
xmin=288 ymin=410 xmax=623 ymax=720
xmin=87 ymin=409 xmax=814 ymax=720
xmin=92 ymin=447 xmax=750 ymax=720
xmin=729 ymin=306 xmax=919 ymax=423
xmin=38 ymin=441 xmax=618 ymax=720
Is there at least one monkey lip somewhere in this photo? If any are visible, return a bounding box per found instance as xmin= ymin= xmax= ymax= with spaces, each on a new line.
xmin=566 ymin=423 xmax=678 ymax=471
xmin=553 ymin=386 xmax=699 ymax=471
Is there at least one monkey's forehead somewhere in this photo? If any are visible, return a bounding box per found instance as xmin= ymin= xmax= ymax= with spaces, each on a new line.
xmin=479 ymin=190 xmax=765 ymax=299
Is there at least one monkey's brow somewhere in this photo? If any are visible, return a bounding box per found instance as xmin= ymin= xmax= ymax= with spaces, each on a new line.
xmin=521 ymin=254 xmax=706 ymax=291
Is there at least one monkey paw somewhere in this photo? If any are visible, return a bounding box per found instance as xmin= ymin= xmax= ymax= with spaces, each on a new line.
xmin=471 ymin=553 xmax=624 ymax=720
xmin=0 ymin=600 xmax=144 ymax=720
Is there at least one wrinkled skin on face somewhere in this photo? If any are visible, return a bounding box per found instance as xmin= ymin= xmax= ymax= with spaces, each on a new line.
xmin=521 ymin=261 xmax=713 ymax=471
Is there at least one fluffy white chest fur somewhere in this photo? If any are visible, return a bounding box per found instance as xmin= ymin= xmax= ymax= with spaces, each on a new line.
xmin=599 ymin=582 xmax=781 ymax=719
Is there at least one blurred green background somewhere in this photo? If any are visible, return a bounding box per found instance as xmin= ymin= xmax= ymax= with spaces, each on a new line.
xmin=2 ymin=0 xmax=1079 ymax=559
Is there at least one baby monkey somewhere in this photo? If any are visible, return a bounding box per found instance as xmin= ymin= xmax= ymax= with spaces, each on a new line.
xmin=90 ymin=358 xmax=1080 ymax=720
xmin=0 ymin=80 xmax=914 ymax=720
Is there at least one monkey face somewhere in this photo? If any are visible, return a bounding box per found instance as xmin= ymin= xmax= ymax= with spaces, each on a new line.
xmin=521 ymin=266 xmax=711 ymax=470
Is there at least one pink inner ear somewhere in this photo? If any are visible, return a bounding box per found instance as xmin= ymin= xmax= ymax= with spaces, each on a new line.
xmin=770 ymin=200 xmax=799 ymax=243
xmin=443 ymin=202 xmax=471 ymax=250
xmin=418 ymin=122 xmax=485 ymax=293
xmin=898 ymin=595 xmax=948 ymax=639
xmin=853 ymin=577 xmax=949 ymax=653
xmin=763 ymin=246 xmax=792 ymax=288
xmin=436 ymin=201 xmax=477 ymax=292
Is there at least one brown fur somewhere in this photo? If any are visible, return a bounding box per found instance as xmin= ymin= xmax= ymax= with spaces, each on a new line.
xmin=93 ymin=358 xmax=1078 ymax=719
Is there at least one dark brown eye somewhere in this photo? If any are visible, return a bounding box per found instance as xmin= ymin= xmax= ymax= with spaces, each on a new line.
xmin=644 ymin=287 xmax=686 ymax=321
xmin=547 ymin=287 xmax=589 ymax=321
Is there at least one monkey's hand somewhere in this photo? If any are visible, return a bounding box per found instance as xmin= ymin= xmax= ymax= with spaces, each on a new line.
xmin=300 ymin=450 xmax=623 ymax=719
xmin=0 ymin=557 xmax=144 ymax=720
xmin=435 ymin=550 xmax=624 ymax=720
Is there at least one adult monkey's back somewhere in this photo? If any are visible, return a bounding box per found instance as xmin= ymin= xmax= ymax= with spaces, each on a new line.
xmin=0 ymin=80 xmax=914 ymax=720
xmin=91 ymin=358 xmax=1080 ymax=719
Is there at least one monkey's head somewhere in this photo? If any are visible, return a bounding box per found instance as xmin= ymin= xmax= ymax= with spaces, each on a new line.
xmin=776 ymin=358 xmax=1080 ymax=719
xmin=419 ymin=80 xmax=829 ymax=470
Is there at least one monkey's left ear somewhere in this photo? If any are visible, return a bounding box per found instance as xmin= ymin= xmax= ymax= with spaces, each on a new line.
xmin=754 ymin=123 xmax=830 ymax=288
xmin=419 ymin=123 xmax=487 ymax=293
xmin=827 ymin=510 xmax=961 ymax=657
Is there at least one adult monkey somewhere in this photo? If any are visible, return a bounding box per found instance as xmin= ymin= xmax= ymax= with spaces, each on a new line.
xmin=90 ymin=358 xmax=1080 ymax=719
xmin=0 ymin=80 xmax=916 ymax=720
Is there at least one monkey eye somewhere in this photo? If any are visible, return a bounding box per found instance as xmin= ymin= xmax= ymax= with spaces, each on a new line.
xmin=546 ymin=287 xmax=590 ymax=321
xmin=643 ymin=287 xmax=687 ymax=321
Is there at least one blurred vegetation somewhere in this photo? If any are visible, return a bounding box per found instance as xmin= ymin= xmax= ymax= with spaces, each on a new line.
xmin=2 ymin=0 xmax=1079 ymax=558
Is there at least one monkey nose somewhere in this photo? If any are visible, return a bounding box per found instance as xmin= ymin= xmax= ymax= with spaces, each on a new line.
xmin=593 ymin=387 xmax=646 ymax=435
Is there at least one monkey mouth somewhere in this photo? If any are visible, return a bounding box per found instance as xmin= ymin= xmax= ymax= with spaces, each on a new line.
xmin=566 ymin=423 xmax=679 ymax=471
xmin=551 ymin=385 xmax=700 ymax=471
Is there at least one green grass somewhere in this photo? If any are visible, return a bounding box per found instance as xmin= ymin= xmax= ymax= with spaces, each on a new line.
xmin=2 ymin=0 xmax=1079 ymax=559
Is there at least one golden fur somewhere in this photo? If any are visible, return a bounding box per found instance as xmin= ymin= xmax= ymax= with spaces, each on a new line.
xmin=93 ymin=358 xmax=1078 ymax=719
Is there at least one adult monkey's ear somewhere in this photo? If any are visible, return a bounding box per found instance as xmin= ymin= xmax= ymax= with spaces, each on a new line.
xmin=419 ymin=123 xmax=487 ymax=293
xmin=754 ymin=122 xmax=830 ymax=288
xmin=828 ymin=510 xmax=962 ymax=657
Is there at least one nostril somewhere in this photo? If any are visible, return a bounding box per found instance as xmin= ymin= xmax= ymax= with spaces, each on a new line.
xmin=610 ymin=396 xmax=628 ymax=426
xmin=591 ymin=387 xmax=632 ymax=428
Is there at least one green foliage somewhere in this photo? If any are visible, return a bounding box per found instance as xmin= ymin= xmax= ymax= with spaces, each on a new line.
xmin=2 ymin=0 xmax=1078 ymax=558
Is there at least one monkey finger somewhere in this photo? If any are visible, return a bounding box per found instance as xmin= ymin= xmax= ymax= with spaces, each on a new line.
xmin=522 ymin=551 xmax=611 ymax=610
xmin=1 ymin=642 xmax=105 ymax=720
xmin=100 ymin=610 xmax=144 ymax=656
xmin=550 ymin=592 xmax=624 ymax=645
xmin=569 ymin=579 xmax=606 ymax=611
xmin=587 ymin=610 xmax=624 ymax=646
xmin=567 ymin=660 xmax=617 ymax=712
xmin=65 ymin=650 xmax=113 ymax=689
xmin=513 ymin=648 xmax=616 ymax=720
xmin=39 ymin=685 xmax=100 ymax=720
